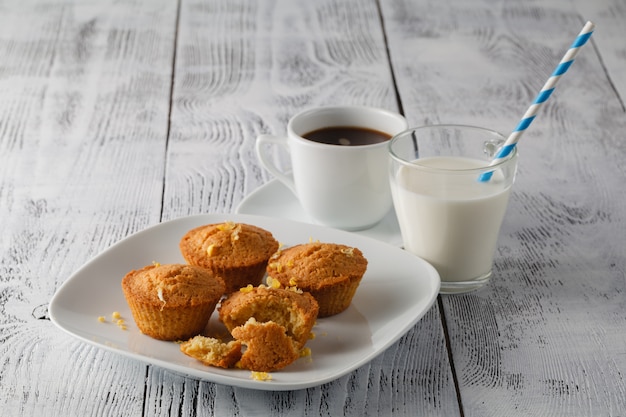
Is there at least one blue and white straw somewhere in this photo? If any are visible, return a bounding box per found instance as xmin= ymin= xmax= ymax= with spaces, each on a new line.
xmin=479 ymin=20 xmax=595 ymax=182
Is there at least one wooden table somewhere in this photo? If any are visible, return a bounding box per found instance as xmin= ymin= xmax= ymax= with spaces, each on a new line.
xmin=2 ymin=0 xmax=625 ymax=415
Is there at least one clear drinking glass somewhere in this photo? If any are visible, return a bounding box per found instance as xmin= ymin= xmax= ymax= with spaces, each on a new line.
xmin=388 ymin=125 xmax=518 ymax=294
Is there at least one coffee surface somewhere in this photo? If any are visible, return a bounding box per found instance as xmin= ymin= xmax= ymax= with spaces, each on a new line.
xmin=303 ymin=126 xmax=391 ymax=146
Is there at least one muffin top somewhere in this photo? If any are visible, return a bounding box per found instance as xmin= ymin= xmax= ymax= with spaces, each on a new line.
xmin=267 ymin=242 xmax=368 ymax=290
xmin=121 ymin=263 xmax=225 ymax=309
xmin=179 ymin=222 xmax=279 ymax=269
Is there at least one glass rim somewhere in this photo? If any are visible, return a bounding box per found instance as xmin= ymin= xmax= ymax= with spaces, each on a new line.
xmin=388 ymin=124 xmax=518 ymax=174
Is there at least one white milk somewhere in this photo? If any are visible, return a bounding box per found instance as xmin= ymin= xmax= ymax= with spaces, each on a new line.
xmin=391 ymin=156 xmax=512 ymax=282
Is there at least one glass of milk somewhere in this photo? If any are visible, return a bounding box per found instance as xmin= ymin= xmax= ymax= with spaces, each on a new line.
xmin=388 ymin=125 xmax=518 ymax=294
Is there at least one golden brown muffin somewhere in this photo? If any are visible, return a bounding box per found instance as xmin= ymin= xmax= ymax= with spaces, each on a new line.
xmin=121 ymin=263 xmax=225 ymax=341
xmin=180 ymin=336 xmax=242 ymax=368
xmin=218 ymin=286 xmax=318 ymax=349
xmin=179 ymin=222 xmax=279 ymax=294
xmin=266 ymin=242 xmax=367 ymax=317
xmin=230 ymin=318 xmax=300 ymax=372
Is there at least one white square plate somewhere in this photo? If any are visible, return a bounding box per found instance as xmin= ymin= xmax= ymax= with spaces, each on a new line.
xmin=49 ymin=214 xmax=439 ymax=391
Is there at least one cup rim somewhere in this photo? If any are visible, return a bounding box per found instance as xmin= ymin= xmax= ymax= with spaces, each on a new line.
xmin=287 ymin=105 xmax=408 ymax=149
xmin=388 ymin=124 xmax=518 ymax=173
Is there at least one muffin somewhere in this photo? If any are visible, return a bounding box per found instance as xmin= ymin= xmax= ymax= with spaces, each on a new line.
xmin=179 ymin=222 xmax=279 ymax=294
xmin=218 ymin=285 xmax=318 ymax=349
xmin=180 ymin=336 xmax=242 ymax=369
xmin=266 ymin=242 xmax=367 ymax=317
xmin=121 ymin=263 xmax=225 ymax=341
xmin=230 ymin=318 xmax=300 ymax=372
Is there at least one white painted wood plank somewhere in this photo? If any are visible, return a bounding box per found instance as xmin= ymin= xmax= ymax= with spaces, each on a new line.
xmin=575 ymin=0 xmax=626 ymax=107
xmin=157 ymin=0 xmax=459 ymax=416
xmin=383 ymin=0 xmax=626 ymax=415
xmin=1 ymin=0 xmax=624 ymax=415
xmin=0 ymin=0 xmax=176 ymax=415
xmin=163 ymin=0 xmax=404 ymax=220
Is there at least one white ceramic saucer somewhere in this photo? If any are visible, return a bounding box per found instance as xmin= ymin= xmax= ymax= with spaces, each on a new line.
xmin=236 ymin=180 xmax=403 ymax=247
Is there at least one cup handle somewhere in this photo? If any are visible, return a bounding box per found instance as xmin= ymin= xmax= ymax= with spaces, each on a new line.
xmin=255 ymin=134 xmax=297 ymax=194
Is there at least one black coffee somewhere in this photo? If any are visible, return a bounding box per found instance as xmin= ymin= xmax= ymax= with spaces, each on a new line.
xmin=303 ymin=126 xmax=391 ymax=146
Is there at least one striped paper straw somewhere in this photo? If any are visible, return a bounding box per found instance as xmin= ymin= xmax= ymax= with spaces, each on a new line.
xmin=479 ymin=20 xmax=595 ymax=182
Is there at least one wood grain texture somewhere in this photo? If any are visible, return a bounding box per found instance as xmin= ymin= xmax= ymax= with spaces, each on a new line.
xmin=164 ymin=0 xmax=402 ymax=219
xmin=1 ymin=0 xmax=625 ymax=415
xmin=383 ymin=0 xmax=626 ymax=415
xmin=577 ymin=0 xmax=626 ymax=110
xmin=0 ymin=0 xmax=176 ymax=415
xmin=160 ymin=0 xmax=458 ymax=416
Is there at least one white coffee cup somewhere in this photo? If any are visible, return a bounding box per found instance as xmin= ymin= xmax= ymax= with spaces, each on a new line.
xmin=256 ymin=106 xmax=408 ymax=230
